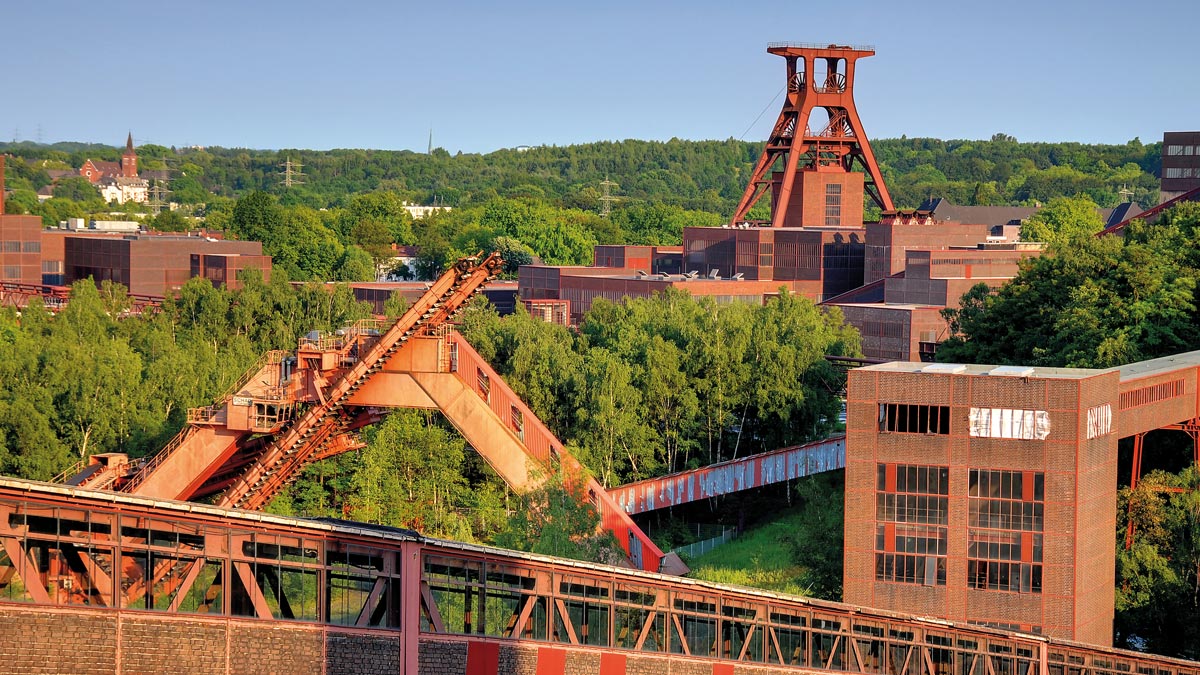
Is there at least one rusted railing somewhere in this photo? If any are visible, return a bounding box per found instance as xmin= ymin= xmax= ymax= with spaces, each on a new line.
xmin=215 ymin=350 xmax=286 ymax=404
xmin=186 ymin=405 xmax=223 ymax=425
xmin=767 ymin=41 xmax=875 ymax=52
xmin=51 ymin=458 xmax=89 ymax=484
xmin=122 ymin=426 xmax=197 ymax=493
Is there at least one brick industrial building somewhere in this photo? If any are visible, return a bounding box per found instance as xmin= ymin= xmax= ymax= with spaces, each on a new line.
xmin=63 ymin=234 xmax=269 ymax=296
xmin=829 ymin=242 xmax=1043 ymax=361
xmin=844 ymin=351 xmax=1200 ymax=645
xmin=1 ymin=155 xmax=272 ymax=297
xmin=1161 ymin=131 xmax=1200 ymax=202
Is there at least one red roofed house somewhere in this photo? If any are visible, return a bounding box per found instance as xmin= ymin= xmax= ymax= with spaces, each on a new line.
xmin=79 ymin=133 xmax=148 ymax=204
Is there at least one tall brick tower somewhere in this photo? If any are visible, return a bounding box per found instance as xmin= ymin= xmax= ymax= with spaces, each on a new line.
xmin=731 ymin=43 xmax=893 ymax=228
xmin=121 ymin=132 xmax=138 ymax=177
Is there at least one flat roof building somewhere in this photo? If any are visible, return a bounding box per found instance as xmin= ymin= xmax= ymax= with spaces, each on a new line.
xmin=829 ymin=244 xmax=1043 ymax=361
xmin=65 ymin=235 xmax=269 ymax=296
xmin=845 ymin=351 xmax=1200 ymax=645
xmin=519 ymin=265 xmax=798 ymax=325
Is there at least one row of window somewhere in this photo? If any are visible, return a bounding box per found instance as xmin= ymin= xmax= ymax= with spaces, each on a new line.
xmin=825 ymin=183 xmax=842 ymax=226
xmin=1164 ymin=167 xmax=1200 ymax=179
xmin=879 ymin=403 xmax=951 ymax=435
xmin=876 ymin=494 xmax=949 ymax=525
xmin=1119 ymin=379 xmax=1185 ymax=410
xmin=876 ymin=465 xmax=1045 ymax=594
xmin=969 ymin=470 xmax=1044 ymax=501
xmin=967 ymin=531 xmax=1042 ymax=563
xmin=878 ymin=404 xmax=1058 ymax=441
xmin=1 ymin=241 xmax=40 ymax=253
xmin=968 ymin=560 xmax=1041 ymax=594
xmin=1165 ymin=144 xmax=1200 ymax=155
xmin=876 ymin=464 xmax=950 ymax=496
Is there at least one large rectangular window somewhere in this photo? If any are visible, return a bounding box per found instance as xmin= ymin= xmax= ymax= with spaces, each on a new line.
xmin=875 ymin=463 xmax=948 ymax=586
xmin=824 ymin=184 xmax=842 ymax=226
xmin=967 ymin=408 xmax=1049 ymax=440
xmin=878 ymin=403 xmax=950 ymax=434
xmin=967 ymin=470 xmax=1044 ymax=593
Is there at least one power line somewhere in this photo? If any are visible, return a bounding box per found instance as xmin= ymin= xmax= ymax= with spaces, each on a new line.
xmin=599 ymin=176 xmax=620 ymax=217
xmin=738 ymin=86 xmax=785 ymax=140
xmin=280 ymin=156 xmax=305 ymax=187
xmin=147 ymin=180 xmax=172 ymax=215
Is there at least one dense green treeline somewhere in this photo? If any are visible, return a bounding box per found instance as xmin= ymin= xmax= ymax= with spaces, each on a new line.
xmin=0 ymin=273 xmax=375 ymax=479
xmin=456 ymin=289 xmax=857 ymax=486
xmin=938 ymin=202 xmax=1200 ymax=368
xmin=1 ymin=134 xmax=1162 ymax=219
xmin=1 ymin=135 xmax=1163 ymax=287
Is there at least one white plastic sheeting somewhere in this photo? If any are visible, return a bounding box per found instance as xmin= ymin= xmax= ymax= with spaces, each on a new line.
xmin=968 ymin=407 xmax=1050 ymax=440
xmin=1086 ymin=403 xmax=1113 ymax=439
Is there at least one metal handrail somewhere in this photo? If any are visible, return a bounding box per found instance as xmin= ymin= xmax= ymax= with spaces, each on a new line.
xmin=214 ymin=350 xmax=285 ymax=403
xmin=51 ymin=458 xmax=88 ymax=484
xmin=767 ymin=41 xmax=875 ymax=52
xmin=123 ymin=426 xmax=197 ymax=493
xmin=186 ymin=406 xmax=223 ymax=424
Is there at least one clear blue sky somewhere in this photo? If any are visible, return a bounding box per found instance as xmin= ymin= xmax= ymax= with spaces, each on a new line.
xmin=6 ymin=0 xmax=1197 ymax=153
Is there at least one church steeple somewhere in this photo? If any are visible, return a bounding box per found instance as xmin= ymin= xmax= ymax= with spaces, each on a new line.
xmin=121 ymin=131 xmax=137 ymax=177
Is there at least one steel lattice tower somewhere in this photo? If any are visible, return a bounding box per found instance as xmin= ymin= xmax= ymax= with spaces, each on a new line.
xmin=732 ymin=43 xmax=894 ymax=228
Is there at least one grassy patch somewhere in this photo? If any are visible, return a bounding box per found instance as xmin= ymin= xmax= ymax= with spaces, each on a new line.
xmin=684 ymin=505 xmax=810 ymax=596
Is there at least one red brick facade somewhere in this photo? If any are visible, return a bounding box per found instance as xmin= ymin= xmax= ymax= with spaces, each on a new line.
xmin=864 ymin=221 xmax=995 ymax=284
xmin=0 ymin=214 xmax=44 ymax=284
xmin=65 ymin=235 xmax=267 ymax=296
xmin=771 ymin=169 xmax=866 ymax=228
xmin=845 ymin=362 xmax=1123 ymax=645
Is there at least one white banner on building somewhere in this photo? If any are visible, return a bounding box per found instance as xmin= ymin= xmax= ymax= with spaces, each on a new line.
xmin=968 ymin=408 xmax=1050 ymax=440
xmin=1086 ymin=403 xmax=1113 ymax=439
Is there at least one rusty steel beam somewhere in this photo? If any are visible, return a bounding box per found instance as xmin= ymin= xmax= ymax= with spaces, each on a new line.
xmin=611 ymin=435 xmax=846 ymax=515
xmin=1098 ymin=184 xmax=1200 ymax=236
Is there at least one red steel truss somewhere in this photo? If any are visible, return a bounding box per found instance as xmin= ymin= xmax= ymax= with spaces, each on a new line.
xmin=2 ymin=476 xmax=1198 ymax=675
xmin=731 ymin=43 xmax=893 ymax=227
xmin=1098 ymin=184 xmax=1200 ymax=236
xmin=61 ymin=254 xmax=674 ymax=574
xmin=0 ymin=282 xmax=162 ymax=314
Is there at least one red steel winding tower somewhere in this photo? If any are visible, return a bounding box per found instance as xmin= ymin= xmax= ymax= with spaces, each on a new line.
xmin=732 ymin=43 xmax=893 ymax=228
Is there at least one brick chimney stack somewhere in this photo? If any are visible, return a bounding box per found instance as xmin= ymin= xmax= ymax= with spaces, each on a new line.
xmin=1 ymin=154 xmax=6 ymax=216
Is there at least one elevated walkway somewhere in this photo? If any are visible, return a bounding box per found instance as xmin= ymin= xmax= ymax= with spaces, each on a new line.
xmin=612 ymin=435 xmax=846 ymax=514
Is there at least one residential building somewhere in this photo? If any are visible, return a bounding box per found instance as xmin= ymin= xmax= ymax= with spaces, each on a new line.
xmin=79 ymin=133 xmax=149 ymax=204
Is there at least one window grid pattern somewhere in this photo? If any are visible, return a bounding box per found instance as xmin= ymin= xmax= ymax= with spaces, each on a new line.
xmin=968 ymin=470 xmax=1044 ymax=594
xmin=874 ymin=464 xmax=948 ymax=586
xmin=1119 ymin=379 xmax=1184 ymax=410
xmin=878 ymin=403 xmax=951 ymax=435
xmin=825 ymin=183 xmax=842 ymax=226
